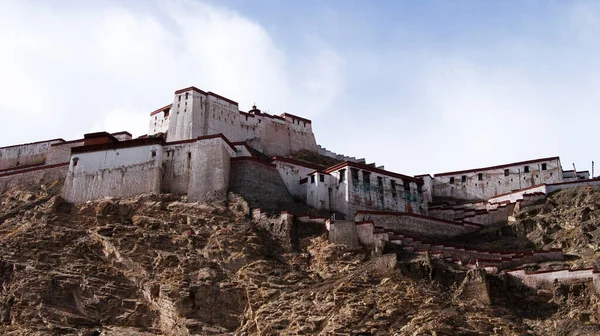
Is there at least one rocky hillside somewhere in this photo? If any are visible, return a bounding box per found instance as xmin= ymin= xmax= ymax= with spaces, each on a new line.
xmin=0 ymin=185 xmax=600 ymax=335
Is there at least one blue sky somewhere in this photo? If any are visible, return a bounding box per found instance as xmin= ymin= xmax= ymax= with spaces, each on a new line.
xmin=1 ymin=0 xmax=598 ymax=175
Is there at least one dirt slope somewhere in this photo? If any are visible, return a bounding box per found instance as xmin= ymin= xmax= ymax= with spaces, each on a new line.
xmin=0 ymin=185 xmax=599 ymax=335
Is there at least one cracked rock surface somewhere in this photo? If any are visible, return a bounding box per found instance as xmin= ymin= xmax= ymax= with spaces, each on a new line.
xmin=0 ymin=185 xmax=599 ymax=335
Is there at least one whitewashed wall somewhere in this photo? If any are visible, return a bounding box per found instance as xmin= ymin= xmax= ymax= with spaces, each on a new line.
xmin=273 ymin=159 xmax=318 ymax=200
xmin=432 ymin=158 xmax=563 ymax=201
xmin=63 ymin=144 xmax=163 ymax=202
xmin=0 ymin=139 xmax=64 ymax=170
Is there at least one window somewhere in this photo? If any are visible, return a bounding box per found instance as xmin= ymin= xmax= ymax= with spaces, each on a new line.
xmin=339 ymin=169 xmax=346 ymax=183
xmin=72 ymin=157 xmax=79 ymax=167
xmin=351 ymin=168 xmax=359 ymax=184
xmin=185 ymin=92 xmax=189 ymax=100
xmin=449 ymin=177 xmax=455 ymax=185
xmin=541 ymin=163 xmax=547 ymax=170
xmin=461 ymin=175 xmax=466 ymax=183
xmin=524 ymin=165 xmax=529 ymax=173
xmin=403 ymin=179 xmax=411 ymax=191
xmin=478 ymin=173 xmax=483 ymax=181
xmin=151 ymin=150 xmax=156 ymax=158
xmin=363 ymin=171 xmax=371 ymax=190
xmin=391 ymin=180 xmax=397 ymax=198
xmin=504 ymin=169 xmax=510 ymax=176
xmin=377 ymin=176 xmax=383 ymax=194
xmin=178 ymin=95 xmax=181 ymax=101
xmin=310 ymin=175 xmax=315 ymax=184
xmin=319 ymin=174 xmax=325 ymax=182
xmin=417 ymin=184 xmax=422 ymax=194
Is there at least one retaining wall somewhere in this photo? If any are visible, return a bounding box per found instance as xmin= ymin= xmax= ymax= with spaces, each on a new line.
xmin=0 ymin=163 xmax=69 ymax=193
xmin=355 ymin=211 xmax=481 ymax=239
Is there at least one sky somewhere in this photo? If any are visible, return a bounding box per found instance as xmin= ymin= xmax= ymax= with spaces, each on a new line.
xmin=1 ymin=0 xmax=599 ymax=175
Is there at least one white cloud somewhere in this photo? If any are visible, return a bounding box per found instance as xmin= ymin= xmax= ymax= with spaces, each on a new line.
xmin=0 ymin=0 xmax=344 ymax=146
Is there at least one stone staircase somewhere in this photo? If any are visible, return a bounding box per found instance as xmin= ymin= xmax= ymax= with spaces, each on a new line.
xmin=371 ymin=225 xmax=562 ymax=271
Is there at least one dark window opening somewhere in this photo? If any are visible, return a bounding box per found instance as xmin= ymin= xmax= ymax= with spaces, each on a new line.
xmin=178 ymin=95 xmax=181 ymax=101
xmin=461 ymin=175 xmax=466 ymax=183
xmin=151 ymin=150 xmax=156 ymax=158
xmin=504 ymin=169 xmax=510 ymax=176
xmin=185 ymin=92 xmax=189 ymax=100
xmin=377 ymin=176 xmax=383 ymax=194
xmin=417 ymin=184 xmax=422 ymax=194
xmin=403 ymin=179 xmax=411 ymax=192
xmin=449 ymin=177 xmax=455 ymax=185
xmin=187 ymin=152 xmax=191 ymax=169
xmin=478 ymin=173 xmax=483 ymax=181
xmin=310 ymin=175 xmax=315 ymax=184
xmin=391 ymin=180 xmax=397 ymax=198
xmin=72 ymin=157 xmax=78 ymax=167
xmin=351 ymin=168 xmax=359 ymax=184
xmin=319 ymin=174 xmax=325 ymax=182
xmin=339 ymin=169 xmax=346 ymax=183
xmin=541 ymin=163 xmax=547 ymax=170
xmin=524 ymin=165 xmax=529 ymax=173
xmin=363 ymin=171 xmax=371 ymax=190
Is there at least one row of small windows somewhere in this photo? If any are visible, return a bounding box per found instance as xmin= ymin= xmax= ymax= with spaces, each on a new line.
xmin=449 ymin=164 xmax=548 ymax=184
xmin=311 ymin=168 xmax=421 ymax=194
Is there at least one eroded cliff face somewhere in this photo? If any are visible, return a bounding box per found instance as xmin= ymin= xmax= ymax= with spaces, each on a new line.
xmin=0 ymin=185 xmax=600 ymax=335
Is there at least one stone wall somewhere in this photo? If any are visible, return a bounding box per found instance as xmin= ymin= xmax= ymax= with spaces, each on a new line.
xmin=507 ymin=268 xmax=600 ymax=289
xmin=187 ymin=137 xmax=234 ymax=203
xmin=432 ymin=157 xmax=563 ymax=201
xmin=328 ymin=220 xmax=360 ymax=247
xmin=355 ymin=211 xmax=481 ymax=239
xmin=0 ymin=139 xmax=65 ymax=170
xmin=62 ymin=144 xmax=163 ymax=202
xmin=0 ymin=163 xmax=69 ymax=193
xmin=228 ymin=158 xmax=294 ymax=213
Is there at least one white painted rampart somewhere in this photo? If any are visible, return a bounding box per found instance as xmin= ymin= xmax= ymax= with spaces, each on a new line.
xmin=63 ymin=143 xmax=163 ymax=202
xmin=0 ymin=139 xmax=65 ymax=170
xmin=432 ymin=157 xmax=563 ymax=201
xmin=307 ymin=161 xmax=426 ymax=219
xmin=272 ymin=157 xmax=323 ymax=200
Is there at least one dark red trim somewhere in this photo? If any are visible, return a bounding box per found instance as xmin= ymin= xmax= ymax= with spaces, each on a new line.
xmin=280 ymin=113 xmax=312 ymax=124
xmin=0 ymin=162 xmax=69 ymax=177
xmin=150 ymin=104 xmax=172 ymax=116
xmin=231 ymin=142 xmax=252 ymax=153
xmin=354 ymin=210 xmax=484 ymax=228
xmin=166 ymin=134 xmax=237 ymax=152
xmin=434 ymin=156 xmax=560 ymax=177
xmin=0 ymin=138 xmax=65 ymax=150
xmin=230 ymin=156 xmax=276 ymax=168
xmin=0 ymin=162 xmax=45 ymax=173
xmin=174 ymin=86 xmax=207 ymax=95
xmin=270 ymin=156 xmax=325 ymax=171
xmin=207 ymin=92 xmax=238 ymax=106
xmin=72 ymin=137 xmax=165 ymax=154
xmin=323 ymin=161 xmax=422 ymax=184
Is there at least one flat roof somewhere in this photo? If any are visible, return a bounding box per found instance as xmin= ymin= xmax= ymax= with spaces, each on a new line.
xmin=323 ymin=161 xmax=422 ymax=184
xmin=150 ymin=104 xmax=172 ymax=116
xmin=434 ymin=156 xmax=560 ymax=177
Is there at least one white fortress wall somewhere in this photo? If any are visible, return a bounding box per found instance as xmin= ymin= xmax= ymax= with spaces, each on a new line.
xmin=0 ymin=138 xmax=65 ymax=170
xmin=432 ymin=157 xmax=563 ymax=201
xmin=186 ymin=136 xmax=236 ymax=203
xmin=272 ymin=157 xmax=323 ymax=200
xmin=46 ymin=132 xmax=132 ymax=165
xmin=63 ymin=140 xmax=164 ymax=202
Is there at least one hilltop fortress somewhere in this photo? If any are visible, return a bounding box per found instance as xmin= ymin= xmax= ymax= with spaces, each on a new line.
xmin=1 ymin=85 xmax=600 ymax=285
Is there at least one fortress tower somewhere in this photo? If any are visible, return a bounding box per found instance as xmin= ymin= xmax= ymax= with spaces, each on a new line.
xmin=152 ymin=86 xmax=318 ymax=156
